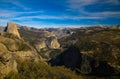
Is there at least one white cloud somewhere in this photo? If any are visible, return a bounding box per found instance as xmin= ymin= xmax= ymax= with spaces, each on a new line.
xmin=1 ymin=0 xmax=30 ymax=10
xmin=0 ymin=18 xmax=93 ymax=28
xmin=66 ymin=0 xmax=120 ymax=18
xmin=8 ymin=15 xmax=102 ymax=21
xmin=0 ymin=8 xmax=103 ymax=21
xmin=67 ymin=0 xmax=96 ymax=9
xmin=67 ymin=0 xmax=120 ymax=9
xmin=92 ymin=11 xmax=120 ymax=17
xmin=103 ymin=0 xmax=120 ymax=5
xmin=0 ymin=0 xmax=120 ymax=27
xmin=0 ymin=13 xmax=103 ymax=26
xmin=0 ymin=9 xmax=44 ymax=18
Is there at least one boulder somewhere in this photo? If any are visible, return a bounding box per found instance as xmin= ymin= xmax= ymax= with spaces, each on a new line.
xmin=4 ymin=22 xmax=21 ymax=38
xmin=0 ymin=43 xmax=17 ymax=79
xmin=0 ymin=35 xmax=41 ymax=61
xmin=0 ymin=36 xmax=19 ymax=52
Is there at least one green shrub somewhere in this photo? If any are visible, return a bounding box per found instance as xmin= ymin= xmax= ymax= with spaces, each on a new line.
xmin=3 ymin=33 xmax=19 ymax=39
xmin=5 ymin=60 xmax=82 ymax=79
xmin=16 ymin=41 xmax=32 ymax=51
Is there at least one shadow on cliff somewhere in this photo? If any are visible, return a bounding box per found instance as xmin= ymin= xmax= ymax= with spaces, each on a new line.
xmin=48 ymin=46 xmax=115 ymax=76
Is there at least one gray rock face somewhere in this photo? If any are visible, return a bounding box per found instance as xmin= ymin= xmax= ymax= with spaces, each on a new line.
xmin=0 ymin=26 xmax=5 ymax=32
xmin=46 ymin=36 xmax=60 ymax=49
xmin=2 ymin=37 xmax=18 ymax=52
xmin=0 ymin=43 xmax=17 ymax=79
xmin=4 ymin=22 xmax=21 ymax=38
xmin=0 ymin=33 xmax=41 ymax=61
xmin=34 ymin=36 xmax=60 ymax=52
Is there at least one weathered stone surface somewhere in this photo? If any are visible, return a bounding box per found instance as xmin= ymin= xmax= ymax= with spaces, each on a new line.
xmin=0 ymin=35 xmax=41 ymax=61
xmin=4 ymin=22 xmax=21 ymax=38
xmin=0 ymin=26 xmax=5 ymax=32
xmin=46 ymin=36 xmax=60 ymax=49
xmin=0 ymin=35 xmax=41 ymax=78
xmin=0 ymin=43 xmax=17 ymax=79
xmin=35 ymin=40 xmax=46 ymax=52
xmin=34 ymin=36 xmax=60 ymax=52
xmin=0 ymin=36 xmax=18 ymax=52
xmin=43 ymin=31 xmax=55 ymax=37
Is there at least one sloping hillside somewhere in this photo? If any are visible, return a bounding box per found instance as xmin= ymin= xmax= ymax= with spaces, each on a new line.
xmin=49 ymin=27 xmax=120 ymax=78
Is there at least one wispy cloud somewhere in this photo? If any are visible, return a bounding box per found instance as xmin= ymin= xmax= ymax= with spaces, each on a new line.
xmin=0 ymin=8 xmax=103 ymax=21
xmin=0 ymin=10 xmax=44 ymax=18
xmin=66 ymin=0 xmax=120 ymax=18
xmin=91 ymin=11 xmax=120 ymax=17
xmin=0 ymin=12 xmax=103 ymax=26
xmin=12 ymin=15 xmax=102 ymax=20
xmin=1 ymin=0 xmax=30 ymax=10
xmin=67 ymin=0 xmax=120 ymax=9
xmin=0 ymin=0 xmax=120 ymax=27
xmin=103 ymin=0 xmax=120 ymax=5
xmin=67 ymin=0 xmax=96 ymax=10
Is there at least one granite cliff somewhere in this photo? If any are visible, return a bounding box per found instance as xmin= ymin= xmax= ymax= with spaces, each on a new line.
xmin=46 ymin=36 xmax=60 ymax=49
xmin=0 ymin=22 xmax=41 ymax=78
xmin=4 ymin=22 xmax=21 ymax=38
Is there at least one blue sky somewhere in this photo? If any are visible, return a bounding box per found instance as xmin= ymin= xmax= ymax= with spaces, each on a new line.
xmin=0 ymin=0 xmax=120 ymax=28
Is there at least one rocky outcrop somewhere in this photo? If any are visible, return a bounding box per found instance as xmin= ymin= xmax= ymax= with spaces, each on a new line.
xmin=0 ymin=31 xmax=42 ymax=78
xmin=43 ymin=31 xmax=55 ymax=37
xmin=4 ymin=22 xmax=21 ymax=38
xmin=0 ymin=26 xmax=5 ymax=32
xmin=19 ymin=27 xmax=60 ymax=50
xmin=46 ymin=36 xmax=60 ymax=49
xmin=34 ymin=40 xmax=46 ymax=52
xmin=0 ymin=43 xmax=17 ymax=79
xmin=0 ymin=36 xmax=18 ymax=51
xmin=0 ymin=35 xmax=28 ymax=52
xmin=34 ymin=36 xmax=60 ymax=52
xmin=49 ymin=46 xmax=115 ymax=76
xmin=0 ymin=34 xmax=41 ymax=61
